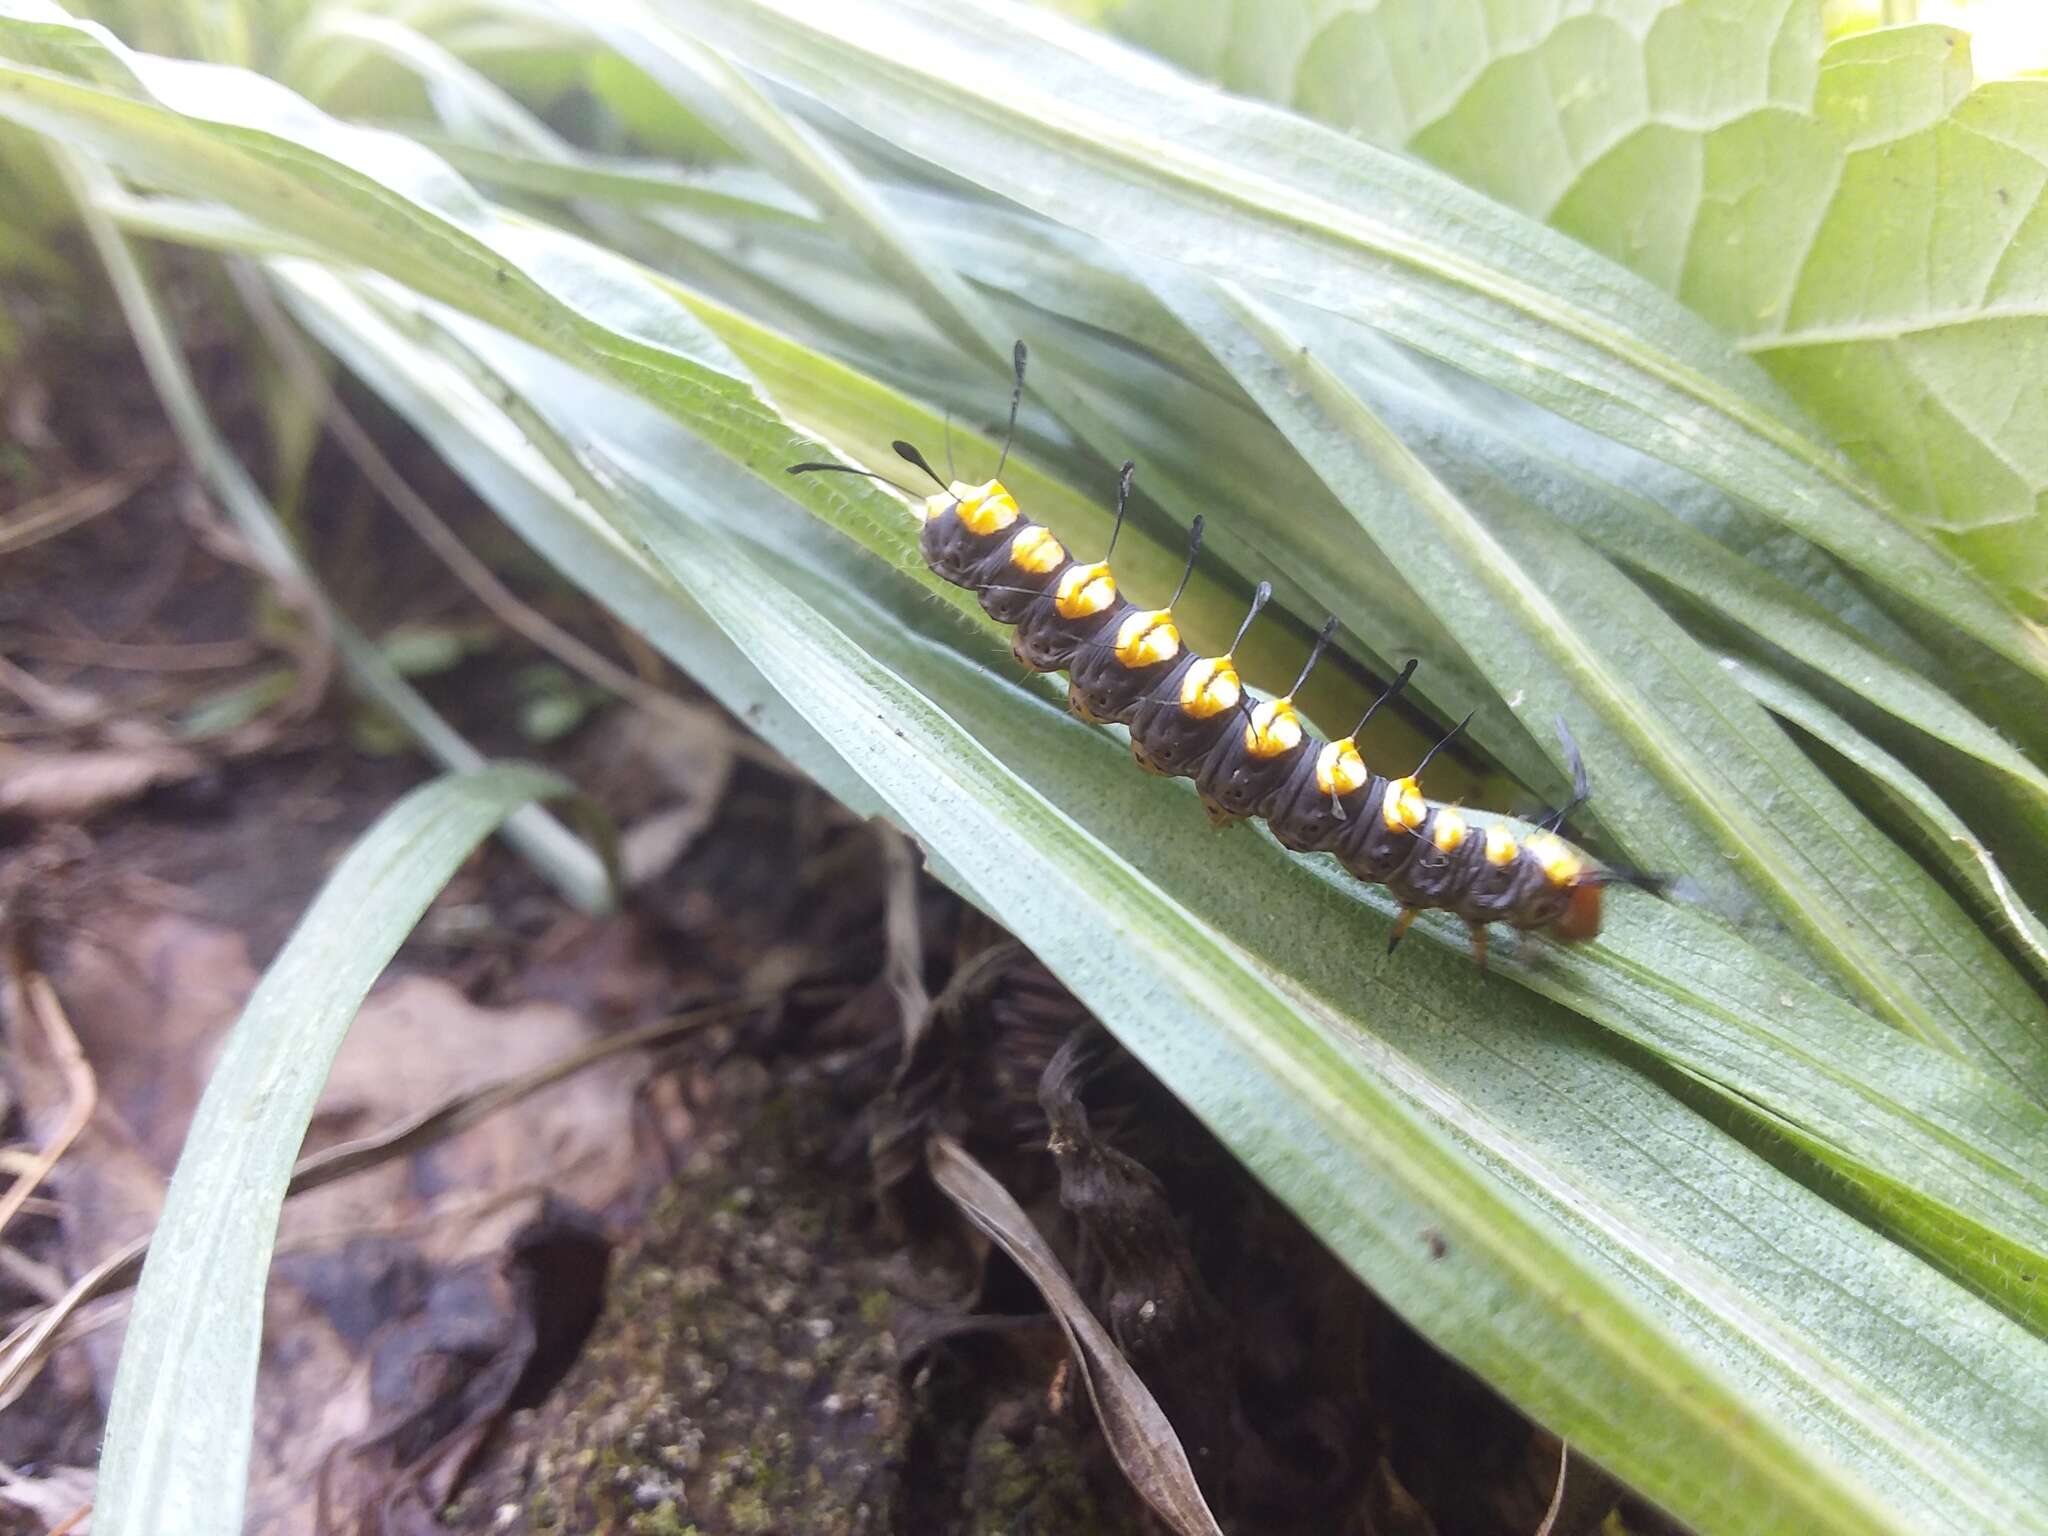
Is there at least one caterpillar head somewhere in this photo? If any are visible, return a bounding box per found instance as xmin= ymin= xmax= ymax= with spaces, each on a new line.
xmin=1553 ymin=864 xmax=1675 ymax=943
xmin=1547 ymin=879 xmax=1604 ymax=943
xmin=1544 ymin=863 xmax=1678 ymax=944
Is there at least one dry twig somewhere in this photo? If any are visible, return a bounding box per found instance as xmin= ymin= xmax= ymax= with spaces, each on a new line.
xmin=0 ymin=967 xmax=97 ymax=1243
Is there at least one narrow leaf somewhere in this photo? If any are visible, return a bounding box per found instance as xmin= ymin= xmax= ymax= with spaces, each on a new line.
xmin=927 ymin=1134 xmax=1227 ymax=1536
xmin=94 ymin=765 xmax=568 ymax=1536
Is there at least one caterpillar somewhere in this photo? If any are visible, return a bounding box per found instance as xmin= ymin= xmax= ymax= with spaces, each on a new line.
xmin=792 ymin=345 xmax=1657 ymax=967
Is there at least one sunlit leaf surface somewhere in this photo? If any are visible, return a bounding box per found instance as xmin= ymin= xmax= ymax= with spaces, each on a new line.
xmin=1115 ymin=0 xmax=2048 ymax=606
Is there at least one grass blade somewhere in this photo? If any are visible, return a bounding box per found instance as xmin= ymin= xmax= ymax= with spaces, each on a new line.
xmin=55 ymin=144 xmax=612 ymax=912
xmin=93 ymin=764 xmax=570 ymax=1536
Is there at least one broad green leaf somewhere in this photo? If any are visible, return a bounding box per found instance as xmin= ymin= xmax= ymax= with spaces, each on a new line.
xmin=1146 ymin=268 xmax=2048 ymax=1094
xmin=319 ymin=274 xmax=2048 ymax=1533
xmin=94 ymin=764 xmax=568 ymax=1536
xmin=1757 ymin=30 xmax=2048 ymax=607
xmin=1734 ymin=656 xmax=2048 ymax=989
xmin=1113 ymin=1 xmax=2048 ymax=609
xmin=639 ymin=0 xmax=2048 ymax=684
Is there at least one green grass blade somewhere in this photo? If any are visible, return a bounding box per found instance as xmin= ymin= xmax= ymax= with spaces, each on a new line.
xmin=1346 ymin=342 xmax=2048 ymax=826
xmin=93 ymin=764 xmax=569 ymax=1536
xmin=1735 ymin=659 xmax=2048 ymax=989
xmin=566 ymin=0 xmax=1007 ymax=368
xmin=54 ymin=144 xmax=612 ymax=913
xmin=275 ymin=261 xmax=888 ymax=823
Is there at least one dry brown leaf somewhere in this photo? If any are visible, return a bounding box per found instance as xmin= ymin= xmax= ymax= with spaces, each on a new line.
xmin=588 ymin=706 xmax=736 ymax=888
xmin=290 ymin=974 xmax=647 ymax=1264
xmin=49 ymin=912 xmax=251 ymax=1174
xmin=6 ymin=907 xmax=659 ymax=1536
xmin=0 ymin=744 xmax=203 ymax=822
xmin=926 ymin=1131 xmax=1227 ymax=1536
xmin=0 ymin=1461 xmax=95 ymax=1532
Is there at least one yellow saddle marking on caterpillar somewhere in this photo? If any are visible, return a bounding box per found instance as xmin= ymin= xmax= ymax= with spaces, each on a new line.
xmin=1114 ymin=609 xmax=1181 ymax=669
xmin=1383 ymin=776 xmax=1427 ymax=832
xmin=947 ymin=479 xmax=1019 ymax=535
xmin=1524 ymin=831 xmax=1584 ymax=886
xmin=1179 ymin=655 xmax=1242 ymax=719
xmin=1484 ymin=824 xmax=1518 ymax=866
xmin=1008 ymin=523 xmax=1066 ymax=574
xmin=1054 ymin=561 xmax=1116 ymax=619
xmin=1431 ymin=807 xmax=1467 ymax=852
xmin=1316 ymin=738 xmax=1368 ymax=796
xmin=1244 ymin=697 xmax=1304 ymax=757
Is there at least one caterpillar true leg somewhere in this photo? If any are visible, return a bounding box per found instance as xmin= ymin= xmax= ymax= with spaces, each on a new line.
xmin=1387 ymin=907 xmax=1418 ymax=953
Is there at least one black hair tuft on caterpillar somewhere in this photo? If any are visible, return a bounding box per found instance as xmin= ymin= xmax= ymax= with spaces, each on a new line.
xmin=790 ymin=344 xmax=1667 ymax=967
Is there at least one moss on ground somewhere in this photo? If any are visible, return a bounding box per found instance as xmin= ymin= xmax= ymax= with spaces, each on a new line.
xmin=442 ymin=1060 xmax=1153 ymax=1534
xmin=444 ymin=1067 xmax=907 ymax=1535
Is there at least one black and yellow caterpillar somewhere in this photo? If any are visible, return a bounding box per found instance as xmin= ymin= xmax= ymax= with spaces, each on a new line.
xmin=793 ymin=349 xmax=1648 ymax=966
